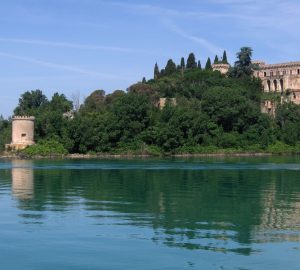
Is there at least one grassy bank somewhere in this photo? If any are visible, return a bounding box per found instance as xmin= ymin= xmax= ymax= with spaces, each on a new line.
xmin=1 ymin=140 xmax=300 ymax=159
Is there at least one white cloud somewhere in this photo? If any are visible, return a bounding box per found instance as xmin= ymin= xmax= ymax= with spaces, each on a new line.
xmin=162 ymin=20 xmax=224 ymax=55
xmin=0 ymin=38 xmax=151 ymax=54
xmin=0 ymin=52 xmax=131 ymax=81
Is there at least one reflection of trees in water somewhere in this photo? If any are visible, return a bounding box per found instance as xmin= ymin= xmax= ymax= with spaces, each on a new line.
xmin=2 ymin=162 xmax=300 ymax=254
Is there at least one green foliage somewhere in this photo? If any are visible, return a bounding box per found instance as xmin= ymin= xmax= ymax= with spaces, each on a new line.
xmin=6 ymin=47 xmax=300 ymax=156
xmin=222 ymin=50 xmax=228 ymax=64
xmin=197 ymin=60 xmax=202 ymax=70
xmin=22 ymin=139 xmax=68 ymax=157
xmin=214 ymin=55 xmax=219 ymax=64
xmin=14 ymin=90 xmax=48 ymax=116
xmin=230 ymin=47 xmax=253 ymax=78
xmin=180 ymin=57 xmax=185 ymax=69
xmin=165 ymin=59 xmax=177 ymax=76
xmin=186 ymin=53 xmax=197 ymax=69
xmin=154 ymin=63 xmax=160 ymax=80
xmin=0 ymin=116 xmax=11 ymax=152
xmin=205 ymin=57 xmax=212 ymax=70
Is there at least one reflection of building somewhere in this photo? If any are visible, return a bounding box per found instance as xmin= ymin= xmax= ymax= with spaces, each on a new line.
xmin=11 ymin=160 xmax=34 ymax=200
xmin=6 ymin=116 xmax=35 ymax=151
xmin=253 ymin=183 xmax=300 ymax=242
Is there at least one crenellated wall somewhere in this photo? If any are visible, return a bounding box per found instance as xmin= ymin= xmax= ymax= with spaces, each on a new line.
xmin=6 ymin=116 xmax=35 ymax=151
xmin=212 ymin=63 xmax=230 ymax=74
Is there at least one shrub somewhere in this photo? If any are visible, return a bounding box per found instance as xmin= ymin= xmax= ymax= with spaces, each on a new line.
xmin=22 ymin=139 xmax=67 ymax=157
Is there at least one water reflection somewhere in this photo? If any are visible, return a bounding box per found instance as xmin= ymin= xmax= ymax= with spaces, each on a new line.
xmin=1 ymin=159 xmax=300 ymax=255
xmin=11 ymin=160 xmax=34 ymax=200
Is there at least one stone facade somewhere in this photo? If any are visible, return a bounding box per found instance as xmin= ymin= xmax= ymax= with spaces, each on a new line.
xmin=158 ymin=98 xmax=177 ymax=110
xmin=6 ymin=116 xmax=35 ymax=151
xmin=253 ymin=61 xmax=300 ymax=114
xmin=212 ymin=63 xmax=230 ymax=74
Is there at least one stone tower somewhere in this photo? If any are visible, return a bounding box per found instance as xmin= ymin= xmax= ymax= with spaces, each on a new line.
xmin=6 ymin=116 xmax=35 ymax=151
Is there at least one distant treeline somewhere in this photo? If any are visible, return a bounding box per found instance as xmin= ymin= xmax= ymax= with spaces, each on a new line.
xmin=1 ymin=47 xmax=300 ymax=155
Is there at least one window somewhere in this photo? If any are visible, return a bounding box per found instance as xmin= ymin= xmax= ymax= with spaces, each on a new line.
xmin=21 ymin=133 xmax=26 ymax=138
xmin=264 ymin=72 xmax=267 ymax=77
xmin=298 ymin=69 xmax=300 ymax=75
xmin=270 ymin=71 xmax=273 ymax=76
xmin=290 ymin=70 xmax=293 ymax=75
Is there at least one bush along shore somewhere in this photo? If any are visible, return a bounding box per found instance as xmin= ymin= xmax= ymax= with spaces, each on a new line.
xmin=2 ymin=47 xmax=300 ymax=157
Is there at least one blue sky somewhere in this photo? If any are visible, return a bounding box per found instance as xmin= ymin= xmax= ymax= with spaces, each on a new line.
xmin=1 ymin=0 xmax=300 ymax=117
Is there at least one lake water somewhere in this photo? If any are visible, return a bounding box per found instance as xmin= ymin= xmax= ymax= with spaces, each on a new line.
xmin=0 ymin=157 xmax=300 ymax=270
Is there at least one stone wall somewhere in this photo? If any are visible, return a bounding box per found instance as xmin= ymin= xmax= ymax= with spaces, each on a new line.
xmin=158 ymin=98 xmax=177 ymax=110
xmin=212 ymin=63 xmax=230 ymax=74
xmin=254 ymin=61 xmax=300 ymax=105
xmin=6 ymin=116 xmax=35 ymax=151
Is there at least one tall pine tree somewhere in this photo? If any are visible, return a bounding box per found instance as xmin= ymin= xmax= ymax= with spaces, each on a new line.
xmin=222 ymin=50 xmax=228 ymax=64
xmin=180 ymin=57 xmax=185 ymax=69
xmin=165 ymin=59 xmax=177 ymax=75
xmin=186 ymin=53 xmax=197 ymax=69
xmin=197 ymin=60 xmax=202 ymax=70
xmin=214 ymin=55 xmax=219 ymax=64
xmin=205 ymin=57 xmax=212 ymax=70
xmin=154 ymin=63 xmax=160 ymax=80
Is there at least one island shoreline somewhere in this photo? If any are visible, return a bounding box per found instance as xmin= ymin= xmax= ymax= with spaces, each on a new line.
xmin=1 ymin=151 xmax=297 ymax=160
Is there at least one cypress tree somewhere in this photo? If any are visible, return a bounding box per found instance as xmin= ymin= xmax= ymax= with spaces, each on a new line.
xmin=214 ymin=55 xmax=219 ymax=64
xmin=142 ymin=77 xmax=146 ymax=83
xmin=165 ymin=59 xmax=177 ymax=76
xmin=186 ymin=53 xmax=197 ymax=69
xmin=154 ymin=63 xmax=160 ymax=80
xmin=180 ymin=57 xmax=185 ymax=69
xmin=205 ymin=57 xmax=212 ymax=70
xmin=197 ymin=60 xmax=202 ymax=70
xmin=222 ymin=50 xmax=228 ymax=64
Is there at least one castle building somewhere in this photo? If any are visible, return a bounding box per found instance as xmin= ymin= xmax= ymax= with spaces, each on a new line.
xmin=6 ymin=116 xmax=35 ymax=151
xmin=157 ymin=98 xmax=177 ymax=110
xmin=253 ymin=61 xmax=300 ymax=114
xmin=212 ymin=63 xmax=230 ymax=74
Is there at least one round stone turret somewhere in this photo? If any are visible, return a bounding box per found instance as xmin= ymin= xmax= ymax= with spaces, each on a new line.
xmin=6 ymin=116 xmax=35 ymax=151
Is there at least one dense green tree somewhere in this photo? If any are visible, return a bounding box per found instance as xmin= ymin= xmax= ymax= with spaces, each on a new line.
xmin=186 ymin=53 xmax=197 ymax=69
xmin=0 ymin=116 xmax=11 ymax=151
xmin=222 ymin=50 xmax=228 ymax=64
xmin=6 ymin=47 xmax=300 ymax=156
xmin=205 ymin=57 xmax=212 ymax=70
xmin=197 ymin=60 xmax=202 ymax=70
xmin=276 ymin=102 xmax=300 ymax=145
xmin=154 ymin=63 xmax=160 ymax=80
xmin=230 ymin=47 xmax=253 ymax=78
xmin=82 ymin=90 xmax=106 ymax=112
xmin=165 ymin=59 xmax=177 ymax=75
xmin=180 ymin=57 xmax=185 ymax=69
xmin=14 ymin=90 xmax=48 ymax=115
xmin=50 ymin=93 xmax=73 ymax=113
xmin=214 ymin=55 xmax=219 ymax=64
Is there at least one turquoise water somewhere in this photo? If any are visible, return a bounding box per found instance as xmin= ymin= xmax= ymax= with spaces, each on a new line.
xmin=0 ymin=157 xmax=300 ymax=269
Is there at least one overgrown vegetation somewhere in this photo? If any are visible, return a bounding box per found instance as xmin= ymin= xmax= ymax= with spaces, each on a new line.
xmin=1 ymin=47 xmax=300 ymax=156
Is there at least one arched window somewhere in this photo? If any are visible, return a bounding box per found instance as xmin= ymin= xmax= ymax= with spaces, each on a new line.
xmin=267 ymin=80 xmax=271 ymax=91
xmin=274 ymin=80 xmax=278 ymax=91
xmin=280 ymin=79 xmax=284 ymax=91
